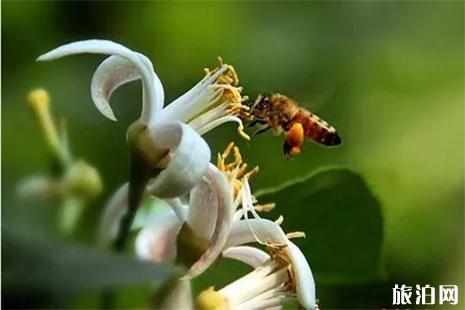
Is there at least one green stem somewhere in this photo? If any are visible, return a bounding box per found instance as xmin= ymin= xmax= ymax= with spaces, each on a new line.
xmin=112 ymin=156 xmax=149 ymax=252
xmin=112 ymin=121 xmax=164 ymax=252
xmin=105 ymin=122 xmax=166 ymax=309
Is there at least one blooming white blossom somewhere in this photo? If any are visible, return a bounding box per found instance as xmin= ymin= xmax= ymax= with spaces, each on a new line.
xmin=38 ymin=39 xmax=250 ymax=200
xmin=38 ymin=40 xmax=251 ymax=268
xmin=135 ymin=144 xmax=316 ymax=308
xmin=133 ymin=143 xmax=265 ymax=275
xmin=201 ymin=222 xmax=317 ymax=309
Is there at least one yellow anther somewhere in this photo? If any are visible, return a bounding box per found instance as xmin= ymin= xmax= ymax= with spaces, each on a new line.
xmin=27 ymin=88 xmax=50 ymax=110
xmin=216 ymin=153 xmax=225 ymax=172
xmin=222 ymin=142 xmax=235 ymax=159
xmin=232 ymin=146 xmax=242 ymax=165
xmin=286 ymin=231 xmax=306 ymax=239
xmin=226 ymin=64 xmax=239 ymax=86
xmin=217 ymin=75 xmax=234 ymax=85
xmin=275 ymin=215 xmax=284 ymax=225
xmin=244 ymin=166 xmax=259 ymax=180
xmin=26 ymin=89 xmax=71 ymax=166
xmin=255 ymin=203 xmax=276 ymax=212
xmin=236 ymin=163 xmax=249 ymax=178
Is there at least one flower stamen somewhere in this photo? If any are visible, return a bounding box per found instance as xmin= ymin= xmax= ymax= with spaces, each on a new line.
xmin=275 ymin=215 xmax=284 ymax=225
xmin=191 ymin=59 xmax=251 ymax=140
xmin=286 ymin=231 xmax=306 ymax=239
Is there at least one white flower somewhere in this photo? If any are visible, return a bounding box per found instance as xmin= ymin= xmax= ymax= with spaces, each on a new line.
xmin=131 ymin=143 xmax=263 ymax=276
xmin=39 ymin=40 xmax=253 ymax=264
xmin=133 ymin=144 xmax=317 ymax=309
xmin=38 ymin=39 xmax=250 ymax=200
xmin=102 ymin=162 xmax=233 ymax=279
xmin=215 ymin=220 xmax=317 ymax=309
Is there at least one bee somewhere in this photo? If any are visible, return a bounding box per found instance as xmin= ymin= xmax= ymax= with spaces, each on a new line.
xmin=247 ymin=93 xmax=342 ymax=158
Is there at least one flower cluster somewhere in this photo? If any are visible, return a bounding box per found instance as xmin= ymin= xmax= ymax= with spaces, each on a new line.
xmin=18 ymin=89 xmax=103 ymax=234
xmin=38 ymin=40 xmax=317 ymax=309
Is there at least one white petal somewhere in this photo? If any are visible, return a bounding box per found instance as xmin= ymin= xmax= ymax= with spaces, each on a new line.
xmin=187 ymin=175 xmax=218 ymax=240
xmin=224 ymin=219 xmax=288 ymax=249
xmin=236 ymin=285 xmax=289 ymax=309
xmin=135 ymin=209 xmax=181 ymax=262
xmin=221 ymin=264 xmax=288 ymax=306
xmin=186 ymin=164 xmax=233 ymax=278
xmin=37 ymin=40 xmax=164 ymax=124
xmin=223 ymin=246 xmax=270 ymax=268
xmin=98 ymin=184 xmax=187 ymax=246
xmin=146 ymin=121 xmax=211 ymax=198
xmin=286 ymin=241 xmax=316 ymax=310
xmin=91 ymin=56 xmax=140 ymax=121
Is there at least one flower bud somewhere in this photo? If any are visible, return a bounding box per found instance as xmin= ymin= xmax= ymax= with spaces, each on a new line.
xmin=64 ymin=160 xmax=103 ymax=200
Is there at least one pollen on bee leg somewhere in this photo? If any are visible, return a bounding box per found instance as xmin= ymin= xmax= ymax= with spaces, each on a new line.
xmin=285 ymin=123 xmax=304 ymax=148
xmin=284 ymin=122 xmax=305 ymax=157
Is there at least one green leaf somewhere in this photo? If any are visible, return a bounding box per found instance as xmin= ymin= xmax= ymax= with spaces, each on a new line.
xmin=3 ymin=227 xmax=183 ymax=306
xmin=256 ymin=168 xmax=384 ymax=284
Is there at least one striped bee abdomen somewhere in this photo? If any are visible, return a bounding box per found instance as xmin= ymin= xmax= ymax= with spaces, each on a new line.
xmin=293 ymin=110 xmax=342 ymax=147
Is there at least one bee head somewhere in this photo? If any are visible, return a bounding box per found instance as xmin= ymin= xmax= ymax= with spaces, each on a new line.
xmin=251 ymin=93 xmax=272 ymax=118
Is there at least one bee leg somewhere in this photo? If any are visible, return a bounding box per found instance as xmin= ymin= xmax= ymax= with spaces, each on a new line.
xmin=251 ymin=124 xmax=271 ymax=137
xmin=246 ymin=119 xmax=259 ymax=128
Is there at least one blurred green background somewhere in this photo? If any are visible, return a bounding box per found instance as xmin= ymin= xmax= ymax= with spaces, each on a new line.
xmin=2 ymin=1 xmax=464 ymax=309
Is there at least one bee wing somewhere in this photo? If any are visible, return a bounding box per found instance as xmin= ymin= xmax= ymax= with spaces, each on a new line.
xmin=297 ymin=87 xmax=336 ymax=112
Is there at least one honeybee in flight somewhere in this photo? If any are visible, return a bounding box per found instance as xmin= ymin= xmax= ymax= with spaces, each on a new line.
xmin=246 ymin=93 xmax=342 ymax=158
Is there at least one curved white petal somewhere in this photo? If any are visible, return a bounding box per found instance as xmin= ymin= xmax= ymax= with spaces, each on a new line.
xmin=37 ymin=39 xmax=164 ymax=124
xmin=286 ymin=241 xmax=316 ymax=310
xmin=135 ymin=209 xmax=181 ymax=262
xmin=91 ymin=55 xmax=140 ymax=121
xmin=223 ymin=246 xmax=270 ymax=268
xmin=224 ymin=219 xmax=288 ymax=249
xmin=98 ymin=183 xmax=188 ymax=246
xmin=187 ymin=174 xmax=218 ymax=240
xmin=186 ymin=164 xmax=233 ymax=278
xmin=146 ymin=121 xmax=211 ymax=198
